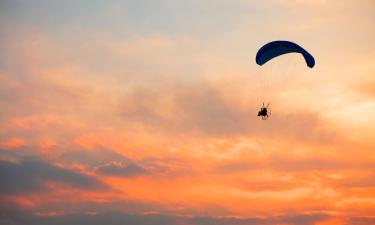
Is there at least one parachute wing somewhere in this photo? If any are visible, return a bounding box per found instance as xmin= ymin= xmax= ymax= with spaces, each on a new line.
xmin=256 ymin=41 xmax=315 ymax=68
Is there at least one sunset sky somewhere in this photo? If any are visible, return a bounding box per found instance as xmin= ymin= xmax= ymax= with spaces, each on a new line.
xmin=1 ymin=1 xmax=375 ymax=224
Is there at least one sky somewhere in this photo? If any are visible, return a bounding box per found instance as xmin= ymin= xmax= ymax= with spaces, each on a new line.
xmin=0 ymin=0 xmax=375 ymax=224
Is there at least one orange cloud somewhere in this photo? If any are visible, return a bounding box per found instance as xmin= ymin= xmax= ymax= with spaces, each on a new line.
xmin=0 ymin=138 xmax=26 ymax=150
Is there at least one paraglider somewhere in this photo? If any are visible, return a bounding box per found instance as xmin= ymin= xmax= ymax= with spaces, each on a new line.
xmin=257 ymin=102 xmax=271 ymax=120
xmin=256 ymin=40 xmax=315 ymax=68
xmin=255 ymin=40 xmax=315 ymax=120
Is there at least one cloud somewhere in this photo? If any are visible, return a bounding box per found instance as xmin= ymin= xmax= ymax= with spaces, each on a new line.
xmin=268 ymin=158 xmax=375 ymax=172
xmin=0 ymin=210 xmax=330 ymax=225
xmin=115 ymin=80 xmax=341 ymax=146
xmin=0 ymin=158 xmax=107 ymax=195
xmin=0 ymin=138 xmax=26 ymax=150
xmin=96 ymin=161 xmax=148 ymax=177
xmin=0 ymin=26 xmax=343 ymax=152
xmin=346 ymin=216 xmax=375 ymax=225
xmin=58 ymin=149 xmax=132 ymax=167
xmin=215 ymin=157 xmax=375 ymax=174
xmin=59 ymin=149 xmax=164 ymax=177
xmin=356 ymin=79 xmax=375 ymax=99
xmin=339 ymin=172 xmax=375 ymax=188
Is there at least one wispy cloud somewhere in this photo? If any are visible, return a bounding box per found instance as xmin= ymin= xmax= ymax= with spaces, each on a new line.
xmin=0 ymin=158 xmax=108 ymax=195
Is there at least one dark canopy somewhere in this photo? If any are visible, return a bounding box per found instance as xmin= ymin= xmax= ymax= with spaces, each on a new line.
xmin=256 ymin=41 xmax=315 ymax=68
